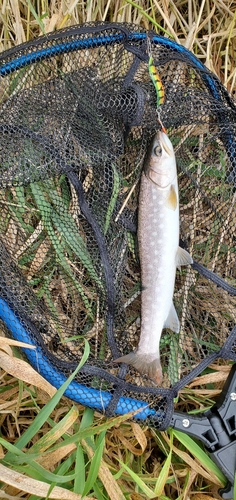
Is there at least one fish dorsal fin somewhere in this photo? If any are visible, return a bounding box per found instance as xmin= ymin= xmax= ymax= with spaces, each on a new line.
xmin=164 ymin=302 xmax=180 ymax=333
xmin=165 ymin=185 xmax=178 ymax=211
xmin=176 ymin=246 xmax=193 ymax=268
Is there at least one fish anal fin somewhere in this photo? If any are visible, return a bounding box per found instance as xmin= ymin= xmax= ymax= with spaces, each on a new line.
xmin=176 ymin=246 xmax=193 ymax=268
xmin=164 ymin=302 xmax=180 ymax=333
xmin=114 ymin=352 xmax=162 ymax=385
xmin=165 ymin=184 xmax=177 ymax=210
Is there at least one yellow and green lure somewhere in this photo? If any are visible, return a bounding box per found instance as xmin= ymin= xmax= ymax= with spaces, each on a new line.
xmin=148 ymin=55 xmax=165 ymax=108
xmin=148 ymin=53 xmax=166 ymax=132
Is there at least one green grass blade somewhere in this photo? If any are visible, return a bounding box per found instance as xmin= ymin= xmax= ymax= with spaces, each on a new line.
xmin=172 ymin=429 xmax=227 ymax=485
xmin=45 ymin=483 xmax=57 ymax=500
xmin=79 ymin=407 xmax=95 ymax=431
xmin=30 ymin=183 xmax=94 ymax=317
xmin=154 ymin=430 xmax=173 ymax=495
xmin=39 ymin=412 xmax=137 ymax=455
xmin=15 ymin=185 xmax=26 ymax=213
xmin=117 ymin=460 xmax=156 ymax=498
xmin=0 ymin=438 xmax=34 ymax=460
xmin=28 ymin=407 xmax=79 ymax=454
xmin=74 ymin=445 xmax=86 ymax=494
xmin=47 ymin=219 xmax=94 ymax=317
xmin=74 ymin=407 xmax=94 ymax=493
xmin=27 ymin=0 xmax=46 ymax=33
xmin=54 ymin=450 xmax=76 ymax=476
xmin=82 ymin=431 xmax=106 ymax=496
xmin=104 ymin=163 xmax=120 ymax=235
xmin=125 ymin=0 xmax=173 ymax=37
xmin=4 ymin=462 xmax=76 ymax=484
xmin=93 ymin=482 xmax=108 ymax=500
xmin=32 ymin=181 xmax=102 ymax=290
xmin=51 ymin=209 xmax=102 ymax=289
xmin=4 ymin=339 xmax=90 ymax=455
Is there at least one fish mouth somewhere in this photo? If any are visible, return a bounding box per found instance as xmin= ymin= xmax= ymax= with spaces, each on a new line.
xmin=158 ymin=131 xmax=173 ymax=156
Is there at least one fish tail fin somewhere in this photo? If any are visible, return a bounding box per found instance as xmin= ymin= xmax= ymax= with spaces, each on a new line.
xmin=114 ymin=352 xmax=162 ymax=385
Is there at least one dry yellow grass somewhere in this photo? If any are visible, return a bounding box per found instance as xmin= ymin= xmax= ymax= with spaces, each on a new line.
xmin=0 ymin=0 xmax=235 ymax=94
xmin=0 ymin=1 xmax=235 ymax=499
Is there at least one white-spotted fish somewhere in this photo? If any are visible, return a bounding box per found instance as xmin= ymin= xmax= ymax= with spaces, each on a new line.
xmin=115 ymin=131 xmax=193 ymax=384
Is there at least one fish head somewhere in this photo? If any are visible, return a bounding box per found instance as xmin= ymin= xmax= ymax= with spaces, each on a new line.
xmin=144 ymin=131 xmax=176 ymax=188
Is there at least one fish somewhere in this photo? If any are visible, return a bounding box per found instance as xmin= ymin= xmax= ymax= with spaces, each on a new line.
xmin=115 ymin=131 xmax=193 ymax=384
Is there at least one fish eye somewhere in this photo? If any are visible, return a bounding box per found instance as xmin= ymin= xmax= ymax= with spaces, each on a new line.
xmin=153 ymin=143 xmax=162 ymax=157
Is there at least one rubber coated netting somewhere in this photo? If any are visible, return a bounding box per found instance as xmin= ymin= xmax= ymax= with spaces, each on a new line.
xmin=0 ymin=22 xmax=235 ymax=429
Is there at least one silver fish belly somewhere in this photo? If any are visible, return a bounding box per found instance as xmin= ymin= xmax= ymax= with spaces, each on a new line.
xmin=115 ymin=131 xmax=192 ymax=384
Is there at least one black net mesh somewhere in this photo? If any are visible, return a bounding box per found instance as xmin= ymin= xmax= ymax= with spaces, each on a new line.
xmin=0 ymin=22 xmax=235 ymax=429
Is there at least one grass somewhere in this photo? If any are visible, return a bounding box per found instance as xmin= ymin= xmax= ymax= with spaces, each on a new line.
xmin=0 ymin=0 xmax=235 ymax=499
xmin=0 ymin=342 xmax=229 ymax=499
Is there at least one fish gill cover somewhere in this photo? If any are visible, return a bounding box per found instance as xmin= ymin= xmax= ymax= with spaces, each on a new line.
xmin=0 ymin=22 xmax=235 ymax=429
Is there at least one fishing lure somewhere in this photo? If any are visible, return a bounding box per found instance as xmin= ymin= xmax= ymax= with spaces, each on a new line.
xmin=147 ymin=38 xmax=166 ymax=132
xmin=148 ymin=54 xmax=165 ymax=108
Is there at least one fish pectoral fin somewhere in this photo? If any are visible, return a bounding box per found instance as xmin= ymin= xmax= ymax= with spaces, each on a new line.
xmin=176 ymin=246 xmax=193 ymax=269
xmin=165 ymin=184 xmax=178 ymax=211
xmin=164 ymin=302 xmax=180 ymax=333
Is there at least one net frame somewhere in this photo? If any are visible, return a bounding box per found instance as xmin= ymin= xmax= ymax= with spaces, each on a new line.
xmin=0 ymin=22 xmax=235 ymax=429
